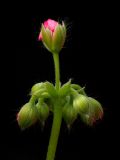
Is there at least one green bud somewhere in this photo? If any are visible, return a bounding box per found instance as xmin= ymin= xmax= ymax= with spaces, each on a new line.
xmin=31 ymin=82 xmax=45 ymax=95
xmin=73 ymin=95 xmax=89 ymax=114
xmin=17 ymin=103 xmax=37 ymax=130
xmin=73 ymin=94 xmax=103 ymax=126
xmin=36 ymin=101 xmax=49 ymax=122
xmin=62 ymin=103 xmax=77 ymax=126
xmin=88 ymin=97 xmax=103 ymax=120
xmin=80 ymin=97 xmax=103 ymax=126
xmin=41 ymin=21 xmax=66 ymax=53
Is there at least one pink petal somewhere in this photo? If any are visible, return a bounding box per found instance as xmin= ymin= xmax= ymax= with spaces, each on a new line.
xmin=38 ymin=19 xmax=58 ymax=41
xmin=47 ymin=19 xmax=58 ymax=32
xmin=16 ymin=113 xmax=19 ymax=121
xmin=44 ymin=21 xmax=48 ymax=28
xmin=43 ymin=19 xmax=58 ymax=33
xmin=38 ymin=32 xmax=42 ymax=41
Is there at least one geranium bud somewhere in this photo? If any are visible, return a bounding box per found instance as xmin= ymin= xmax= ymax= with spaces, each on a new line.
xmin=17 ymin=103 xmax=37 ymax=130
xmin=73 ymin=95 xmax=89 ymax=114
xmin=88 ymin=97 xmax=103 ymax=120
xmin=80 ymin=97 xmax=103 ymax=126
xmin=36 ymin=101 xmax=49 ymax=122
xmin=73 ymin=94 xmax=103 ymax=126
xmin=38 ymin=19 xmax=66 ymax=53
xmin=31 ymin=82 xmax=45 ymax=95
xmin=62 ymin=102 xmax=77 ymax=126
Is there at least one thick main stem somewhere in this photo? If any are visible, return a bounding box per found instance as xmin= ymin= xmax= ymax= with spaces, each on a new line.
xmin=46 ymin=105 xmax=62 ymax=160
xmin=53 ymin=53 xmax=60 ymax=90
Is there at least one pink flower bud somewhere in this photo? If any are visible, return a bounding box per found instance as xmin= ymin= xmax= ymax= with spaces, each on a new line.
xmin=38 ymin=19 xmax=66 ymax=53
xmin=38 ymin=19 xmax=58 ymax=40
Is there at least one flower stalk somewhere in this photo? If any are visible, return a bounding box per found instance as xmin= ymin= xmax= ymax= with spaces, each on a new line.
xmin=46 ymin=103 xmax=62 ymax=160
xmin=53 ymin=53 xmax=60 ymax=91
xmin=46 ymin=52 xmax=61 ymax=160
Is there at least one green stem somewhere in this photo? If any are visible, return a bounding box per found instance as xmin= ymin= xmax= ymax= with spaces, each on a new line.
xmin=46 ymin=105 xmax=62 ymax=160
xmin=46 ymin=53 xmax=61 ymax=160
xmin=53 ymin=53 xmax=60 ymax=91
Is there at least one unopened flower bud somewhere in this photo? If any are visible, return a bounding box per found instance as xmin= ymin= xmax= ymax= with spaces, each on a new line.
xmin=36 ymin=101 xmax=49 ymax=122
xmin=88 ymin=97 xmax=103 ymax=120
xmin=73 ymin=95 xmax=89 ymax=114
xmin=31 ymin=82 xmax=45 ymax=95
xmin=17 ymin=103 xmax=37 ymax=130
xmin=38 ymin=19 xmax=66 ymax=53
xmin=62 ymin=103 xmax=77 ymax=126
xmin=73 ymin=94 xmax=103 ymax=126
xmin=80 ymin=97 xmax=103 ymax=126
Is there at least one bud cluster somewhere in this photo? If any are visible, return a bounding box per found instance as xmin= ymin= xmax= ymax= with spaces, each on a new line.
xmin=62 ymin=83 xmax=103 ymax=127
xmin=17 ymin=82 xmax=51 ymax=130
xmin=17 ymin=80 xmax=103 ymax=130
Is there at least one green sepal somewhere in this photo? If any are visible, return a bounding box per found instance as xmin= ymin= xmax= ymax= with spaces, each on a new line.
xmin=62 ymin=22 xmax=66 ymax=40
xmin=45 ymin=82 xmax=57 ymax=97
xmin=52 ymin=24 xmax=65 ymax=53
xmin=71 ymin=84 xmax=82 ymax=90
xmin=59 ymin=79 xmax=71 ymax=97
xmin=71 ymin=84 xmax=86 ymax=95
xmin=41 ymin=24 xmax=52 ymax=51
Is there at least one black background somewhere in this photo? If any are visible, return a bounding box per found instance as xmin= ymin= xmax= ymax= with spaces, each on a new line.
xmin=3 ymin=2 xmax=118 ymax=160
